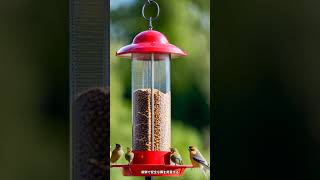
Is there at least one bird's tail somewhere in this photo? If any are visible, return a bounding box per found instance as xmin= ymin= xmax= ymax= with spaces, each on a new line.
xmin=202 ymin=163 xmax=210 ymax=171
xmin=201 ymin=168 xmax=209 ymax=180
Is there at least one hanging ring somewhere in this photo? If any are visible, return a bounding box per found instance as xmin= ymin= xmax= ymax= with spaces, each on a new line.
xmin=142 ymin=0 xmax=160 ymax=21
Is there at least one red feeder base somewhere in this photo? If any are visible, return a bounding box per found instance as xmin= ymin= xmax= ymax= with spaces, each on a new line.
xmin=111 ymin=151 xmax=194 ymax=176
xmin=111 ymin=164 xmax=194 ymax=176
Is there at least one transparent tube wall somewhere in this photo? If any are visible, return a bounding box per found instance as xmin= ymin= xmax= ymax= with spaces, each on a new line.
xmin=132 ymin=53 xmax=171 ymax=151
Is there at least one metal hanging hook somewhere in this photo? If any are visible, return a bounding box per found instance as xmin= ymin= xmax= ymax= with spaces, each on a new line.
xmin=142 ymin=0 xmax=160 ymax=29
xmin=148 ymin=17 xmax=153 ymax=29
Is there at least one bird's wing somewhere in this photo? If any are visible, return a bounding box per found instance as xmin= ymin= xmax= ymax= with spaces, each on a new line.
xmin=192 ymin=152 xmax=210 ymax=170
xmin=178 ymin=157 xmax=183 ymax=164
xmin=176 ymin=153 xmax=182 ymax=159
xmin=176 ymin=154 xmax=183 ymax=163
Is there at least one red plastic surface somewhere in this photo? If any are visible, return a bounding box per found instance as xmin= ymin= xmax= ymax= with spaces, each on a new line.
xmin=132 ymin=151 xmax=170 ymax=165
xmin=116 ymin=30 xmax=187 ymax=59
xmin=111 ymin=164 xmax=194 ymax=176
xmin=111 ymin=151 xmax=194 ymax=176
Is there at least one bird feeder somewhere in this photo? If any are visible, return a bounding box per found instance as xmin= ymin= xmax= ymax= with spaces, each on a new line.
xmin=111 ymin=0 xmax=193 ymax=177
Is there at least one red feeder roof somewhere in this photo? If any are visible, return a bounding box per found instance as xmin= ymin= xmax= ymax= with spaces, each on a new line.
xmin=116 ymin=30 xmax=187 ymax=59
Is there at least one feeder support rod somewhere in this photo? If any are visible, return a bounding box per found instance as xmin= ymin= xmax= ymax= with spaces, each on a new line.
xmin=151 ymin=53 xmax=155 ymax=150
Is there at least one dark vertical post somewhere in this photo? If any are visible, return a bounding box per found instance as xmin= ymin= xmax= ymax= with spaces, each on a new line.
xmin=145 ymin=177 xmax=153 ymax=180
xmin=70 ymin=0 xmax=109 ymax=180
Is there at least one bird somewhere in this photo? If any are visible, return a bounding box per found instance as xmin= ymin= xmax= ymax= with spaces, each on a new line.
xmin=124 ymin=147 xmax=134 ymax=164
xmin=188 ymin=146 xmax=210 ymax=180
xmin=170 ymin=147 xmax=183 ymax=165
xmin=110 ymin=144 xmax=124 ymax=164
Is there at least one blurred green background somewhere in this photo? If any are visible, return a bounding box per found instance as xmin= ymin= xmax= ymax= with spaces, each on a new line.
xmin=110 ymin=0 xmax=210 ymax=179
xmin=0 ymin=0 xmax=69 ymax=180
xmin=214 ymin=0 xmax=320 ymax=180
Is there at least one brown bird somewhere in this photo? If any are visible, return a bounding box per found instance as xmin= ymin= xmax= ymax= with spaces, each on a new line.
xmin=124 ymin=147 xmax=134 ymax=164
xmin=110 ymin=144 xmax=124 ymax=164
xmin=189 ymin=146 xmax=210 ymax=180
